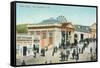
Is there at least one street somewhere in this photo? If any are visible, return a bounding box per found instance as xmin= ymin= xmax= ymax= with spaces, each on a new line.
xmin=16 ymin=41 xmax=97 ymax=65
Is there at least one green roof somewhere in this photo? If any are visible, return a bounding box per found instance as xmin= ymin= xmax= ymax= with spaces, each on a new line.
xmin=74 ymin=25 xmax=91 ymax=33
xmin=40 ymin=17 xmax=59 ymax=24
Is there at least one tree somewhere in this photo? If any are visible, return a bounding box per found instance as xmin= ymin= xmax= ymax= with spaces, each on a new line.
xmin=16 ymin=24 xmax=28 ymax=33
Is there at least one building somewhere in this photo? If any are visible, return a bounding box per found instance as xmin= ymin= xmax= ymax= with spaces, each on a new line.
xmin=27 ymin=17 xmax=75 ymax=49
xmin=16 ymin=34 xmax=33 ymax=59
xmin=74 ymin=25 xmax=91 ymax=42
xmin=90 ymin=23 xmax=96 ymax=39
xmin=16 ymin=16 xmax=96 ymax=58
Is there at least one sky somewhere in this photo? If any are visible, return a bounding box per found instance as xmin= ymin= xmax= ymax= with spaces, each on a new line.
xmin=16 ymin=3 xmax=96 ymax=26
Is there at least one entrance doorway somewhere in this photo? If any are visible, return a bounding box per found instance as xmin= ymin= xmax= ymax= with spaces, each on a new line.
xmin=80 ymin=34 xmax=84 ymax=40
xmin=61 ymin=31 xmax=65 ymax=48
xmin=23 ymin=46 xmax=27 ymax=56
xmin=66 ymin=32 xmax=68 ymax=41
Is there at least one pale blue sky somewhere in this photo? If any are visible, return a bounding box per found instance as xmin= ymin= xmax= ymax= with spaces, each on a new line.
xmin=16 ymin=3 xmax=96 ymax=26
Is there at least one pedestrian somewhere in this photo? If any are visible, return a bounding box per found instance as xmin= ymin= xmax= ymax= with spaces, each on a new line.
xmin=81 ymin=47 xmax=84 ymax=54
xmin=55 ymin=46 xmax=58 ymax=52
xmin=60 ymin=50 xmax=63 ymax=61
xmin=22 ymin=60 xmax=26 ymax=65
xmin=90 ymin=47 xmax=92 ymax=54
xmin=65 ymin=49 xmax=70 ymax=61
xmin=52 ymin=49 xmax=55 ymax=56
xmin=79 ymin=48 xmax=81 ymax=54
xmin=74 ymin=39 xmax=78 ymax=46
xmin=41 ymin=49 xmax=43 ymax=56
xmin=63 ymin=50 xmax=66 ymax=61
xmin=33 ymin=44 xmax=36 ymax=50
xmin=90 ymin=54 xmax=94 ymax=61
xmin=42 ymin=48 xmax=45 ymax=56
xmin=37 ymin=47 xmax=39 ymax=53
xmin=72 ymin=49 xmax=75 ymax=59
xmin=41 ymin=48 xmax=45 ymax=56
xmin=60 ymin=49 xmax=65 ymax=61
xmin=36 ymin=44 xmax=39 ymax=53
xmin=52 ymin=47 xmax=56 ymax=56
xmin=87 ymin=39 xmax=89 ymax=45
xmin=34 ymin=50 xmax=37 ymax=58
xmin=75 ymin=51 xmax=79 ymax=62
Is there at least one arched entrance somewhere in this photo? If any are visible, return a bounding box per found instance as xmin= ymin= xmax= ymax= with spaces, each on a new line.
xmin=74 ymin=33 xmax=78 ymax=46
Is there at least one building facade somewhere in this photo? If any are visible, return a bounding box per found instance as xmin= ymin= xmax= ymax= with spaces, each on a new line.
xmin=27 ymin=22 xmax=75 ymax=49
xmin=16 ymin=34 xmax=33 ymax=59
xmin=74 ymin=25 xmax=91 ymax=42
xmin=16 ymin=16 xmax=96 ymax=58
xmin=90 ymin=23 xmax=96 ymax=39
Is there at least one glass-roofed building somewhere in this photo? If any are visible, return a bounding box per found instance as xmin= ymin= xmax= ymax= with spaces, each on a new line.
xmin=16 ymin=16 xmax=96 ymax=58
xmin=27 ymin=16 xmax=75 ymax=49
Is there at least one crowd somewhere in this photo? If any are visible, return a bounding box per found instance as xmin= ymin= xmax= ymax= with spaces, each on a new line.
xmin=21 ymin=38 xmax=96 ymax=65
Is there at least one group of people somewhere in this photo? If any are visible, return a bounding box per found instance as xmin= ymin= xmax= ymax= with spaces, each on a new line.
xmin=60 ymin=46 xmax=79 ymax=62
xmin=33 ymin=44 xmax=39 ymax=58
xmin=33 ymin=44 xmax=48 ymax=57
xmin=71 ymin=48 xmax=79 ymax=61
xmin=32 ymin=37 xmax=96 ymax=63
xmin=60 ymin=49 xmax=70 ymax=61
xmin=80 ymin=38 xmax=96 ymax=54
